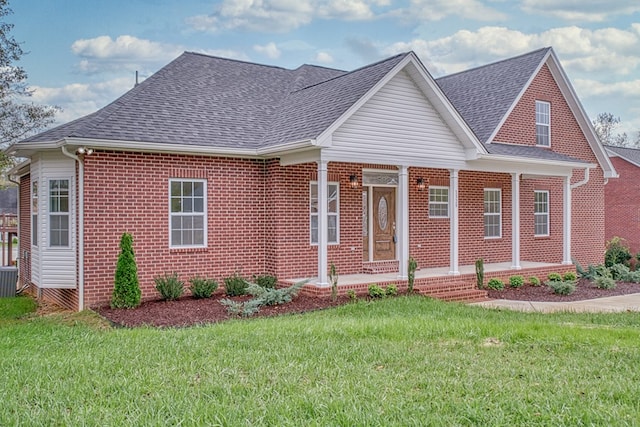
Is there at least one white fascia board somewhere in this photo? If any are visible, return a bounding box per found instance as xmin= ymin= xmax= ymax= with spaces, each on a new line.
xmin=322 ymin=151 xmax=466 ymax=170
xmin=470 ymin=154 xmax=595 ymax=176
xmin=5 ymin=139 xmax=66 ymax=157
xmin=279 ymin=149 xmax=321 ymax=166
xmin=257 ymin=139 xmax=316 ymax=155
xmin=7 ymin=158 xmax=31 ymax=177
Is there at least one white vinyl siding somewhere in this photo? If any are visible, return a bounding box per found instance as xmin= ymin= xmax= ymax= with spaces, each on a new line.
xmin=169 ymin=179 xmax=207 ymax=248
xmin=429 ymin=186 xmax=449 ymax=218
xmin=484 ymin=189 xmax=502 ymax=239
xmin=310 ymin=182 xmax=339 ymax=245
xmin=534 ymin=190 xmax=550 ymax=236
xmin=536 ymin=101 xmax=550 ymax=147
xmin=330 ymin=70 xmax=467 ymax=169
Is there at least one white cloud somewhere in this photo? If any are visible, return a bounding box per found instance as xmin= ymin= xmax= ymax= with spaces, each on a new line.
xmin=574 ymin=78 xmax=640 ymax=98
xmin=521 ymin=0 xmax=640 ymax=22
xmin=314 ymin=51 xmax=334 ymax=63
xmin=399 ymin=0 xmax=507 ymax=22
xmin=254 ymin=42 xmax=281 ymax=59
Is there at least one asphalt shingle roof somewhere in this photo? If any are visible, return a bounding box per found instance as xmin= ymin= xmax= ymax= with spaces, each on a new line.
xmin=605 ymin=145 xmax=640 ymax=166
xmin=488 ymin=142 xmax=588 ymax=164
xmin=436 ymin=47 xmax=550 ymax=145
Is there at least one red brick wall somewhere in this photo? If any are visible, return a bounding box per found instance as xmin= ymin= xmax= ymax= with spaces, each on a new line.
xmin=605 ymin=156 xmax=640 ymax=253
xmin=494 ymin=63 xmax=606 ymax=266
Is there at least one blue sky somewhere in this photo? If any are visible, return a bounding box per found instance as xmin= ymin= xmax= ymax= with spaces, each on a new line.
xmin=10 ymin=0 xmax=640 ymax=137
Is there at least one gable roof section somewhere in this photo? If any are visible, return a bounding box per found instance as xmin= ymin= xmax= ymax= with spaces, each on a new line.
xmin=606 ymin=145 xmax=640 ymax=168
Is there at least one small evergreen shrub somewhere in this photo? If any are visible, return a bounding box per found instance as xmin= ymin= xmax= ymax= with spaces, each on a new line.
xmin=189 ymin=277 xmax=218 ymax=299
xmin=562 ymin=271 xmax=577 ymax=282
xmin=626 ymin=270 xmax=640 ymax=283
xmin=609 ymin=263 xmax=630 ymax=281
xmin=111 ymin=232 xmax=141 ymax=309
xmin=330 ymin=262 xmax=338 ymax=302
xmin=529 ymin=276 xmax=541 ymax=287
xmin=385 ymin=284 xmax=398 ymax=296
xmin=595 ymin=275 xmax=617 ymax=290
xmin=508 ymin=275 xmax=525 ymax=288
xmin=547 ymin=280 xmax=576 ymax=295
xmin=475 ymin=258 xmax=484 ymax=289
xmin=347 ymin=289 xmax=357 ymax=302
xmin=368 ymin=284 xmax=386 ymax=298
xmin=220 ymin=280 xmax=306 ymax=317
xmin=224 ymin=273 xmax=248 ymax=296
xmin=154 ymin=272 xmax=184 ymax=301
xmin=408 ymin=257 xmax=418 ymax=293
xmin=605 ymin=237 xmax=632 ymax=268
xmin=486 ymin=278 xmax=504 ymax=291
xmin=252 ymin=274 xmax=277 ymax=289
xmin=547 ymin=272 xmax=563 ymax=282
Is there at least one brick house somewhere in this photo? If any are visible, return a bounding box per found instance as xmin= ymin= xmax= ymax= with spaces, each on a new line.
xmin=6 ymin=47 xmax=616 ymax=310
xmin=604 ymin=145 xmax=640 ymax=253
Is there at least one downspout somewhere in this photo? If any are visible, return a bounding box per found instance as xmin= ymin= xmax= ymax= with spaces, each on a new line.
xmin=61 ymin=146 xmax=84 ymax=311
xmin=570 ymin=167 xmax=590 ymax=189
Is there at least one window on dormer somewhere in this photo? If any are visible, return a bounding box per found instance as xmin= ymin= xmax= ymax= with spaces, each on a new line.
xmin=536 ymin=101 xmax=550 ymax=146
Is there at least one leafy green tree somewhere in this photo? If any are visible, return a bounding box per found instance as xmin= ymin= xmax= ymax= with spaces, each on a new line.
xmin=111 ymin=232 xmax=141 ymax=308
xmin=0 ymin=0 xmax=57 ymax=170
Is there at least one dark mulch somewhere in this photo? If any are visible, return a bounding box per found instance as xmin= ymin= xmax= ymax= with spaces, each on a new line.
xmin=487 ymin=278 xmax=640 ymax=302
xmin=96 ymin=280 xmax=640 ymax=328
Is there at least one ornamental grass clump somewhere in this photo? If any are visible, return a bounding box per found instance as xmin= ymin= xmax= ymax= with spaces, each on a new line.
xmin=154 ymin=272 xmax=184 ymax=301
xmin=111 ymin=232 xmax=141 ymax=309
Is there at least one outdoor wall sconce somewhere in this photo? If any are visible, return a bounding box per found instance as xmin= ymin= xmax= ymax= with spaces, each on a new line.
xmin=76 ymin=146 xmax=94 ymax=156
xmin=349 ymin=174 xmax=359 ymax=188
xmin=416 ymin=177 xmax=426 ymax=191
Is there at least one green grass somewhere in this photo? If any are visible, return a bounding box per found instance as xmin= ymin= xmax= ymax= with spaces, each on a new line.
xmin=0 ymin=295 xmax=36 ymax=320
xmin=1 ymin=296 xmax=640 ymax=425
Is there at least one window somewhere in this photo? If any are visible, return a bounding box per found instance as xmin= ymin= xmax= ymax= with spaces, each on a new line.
xmin=32 ymin=180 xmax=38 ymax=246
xmin=49 ymin=179 xmax=69 ymax=247
xmin=536 ymin=100 xmax=550 ymax=146
xmin=310 ymin=182 xmax=339 ymax=244
xmin=429 ymin=186 xmax=449 ymax=218
xmin=534 ymin=190 xmax=549 ymax=236
xmin=484 ymin=189 xmax=501 ymax=238
xmin=170 ymin=179 xmax=206 ymax=248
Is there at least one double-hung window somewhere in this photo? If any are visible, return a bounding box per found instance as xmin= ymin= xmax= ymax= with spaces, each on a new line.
xmin=534 ymin=190 xmax=549 ymax=236
xmin=32 ymin=180 xmax=38 ymax=246
xmin=429 ymin=186 xmax=449 ymax=218
xmin=170 ymin=179 xmax=206 ymax=248
xmin=49 ymin=179 xmax=70 ymax=247
xmin=536 ymin=100 xmax=550 ymax=146
xmin=484 ymin=189 xmax=501 ymax=238
xmin=310 ymin=182 xmax=339 ymax=244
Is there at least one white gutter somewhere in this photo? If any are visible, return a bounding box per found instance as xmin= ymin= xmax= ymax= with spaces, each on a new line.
xmin=60 ymin=146 xmax=84 ymax=311
xmin=570 ymin=167 xmax=590 ymax=189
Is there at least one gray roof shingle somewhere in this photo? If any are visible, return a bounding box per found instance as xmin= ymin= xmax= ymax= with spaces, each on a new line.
xmin=436 ymin=47 xmax=550 ymax=145
xmin=488 ymin=142 xmax=588 ymax=164
xmin=605 ymin=145 xmax=640 ymax=166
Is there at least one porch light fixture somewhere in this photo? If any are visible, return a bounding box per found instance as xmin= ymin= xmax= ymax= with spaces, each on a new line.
xmin=416 ymin=177 xmax=426 ymax=191
xmin=349 ymin=174 xmax=359 ymax=188
xmin=76 ymin=146 xmax=94 ymax=156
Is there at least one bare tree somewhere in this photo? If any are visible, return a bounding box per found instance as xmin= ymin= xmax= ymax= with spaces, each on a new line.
xmin=592 ymin=112 xmax=628 ymax=147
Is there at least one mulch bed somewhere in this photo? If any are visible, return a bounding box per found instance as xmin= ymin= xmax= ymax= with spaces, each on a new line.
xmin=96 ymin=280 xmax=640 ymax=328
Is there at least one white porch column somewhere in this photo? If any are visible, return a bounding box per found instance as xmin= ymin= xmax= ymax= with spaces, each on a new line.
xmin=397 ymin=166 xmax=409 ymax=280
xmin=317 ymin=160 xmax=329 ymax=286
xmin=563 ymin=175 xmax=572 ymax=265
xmin=511 ymin=172 xmax=521 ymax=270
xmin=449 ymin=169 xmax=460 ymax=275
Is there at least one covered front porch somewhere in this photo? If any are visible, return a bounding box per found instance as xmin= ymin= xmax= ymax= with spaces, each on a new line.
xmin=293 ymin=261 xmax=574 ymax=302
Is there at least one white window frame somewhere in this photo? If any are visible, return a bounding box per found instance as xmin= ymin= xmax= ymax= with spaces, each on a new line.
xmin=534 ymin=190 xmax=550 ymax=237
xmin=484 ymin=188 xmax=502 ymax=239
xmin=310 ymin=181 xmax=339 ymax=245
xmin=169 ymin=179 xmax=207 ymax=249
xmin=536 ymin=100 xmax=550 ymax=147
xmin=48 ymin=178 xmax=70 ymax=248
xmin=31 ymin=179 xmax=38 ymax=247
xmin=429 ymin=186 xmax=449 ymax=218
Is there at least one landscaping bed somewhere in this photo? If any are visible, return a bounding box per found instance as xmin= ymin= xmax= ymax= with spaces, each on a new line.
xmin=487 ymin=278 xmax=640 ymax=302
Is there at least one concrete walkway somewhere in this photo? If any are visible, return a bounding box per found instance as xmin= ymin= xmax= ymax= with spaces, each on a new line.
xmin=472 ymin=293 xmax=640 ymax=313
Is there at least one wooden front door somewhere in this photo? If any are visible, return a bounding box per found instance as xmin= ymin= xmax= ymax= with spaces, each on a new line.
xmin=372 ymin=187 xmax=396 ymax=261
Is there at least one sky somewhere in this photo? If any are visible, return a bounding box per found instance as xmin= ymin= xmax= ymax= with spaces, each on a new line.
xmin=9 ymin=0 xmax=640 ymax=138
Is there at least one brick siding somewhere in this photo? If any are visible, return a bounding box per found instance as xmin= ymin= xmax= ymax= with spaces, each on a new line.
xmin=605 ymin=156 xmax=640 ymax=253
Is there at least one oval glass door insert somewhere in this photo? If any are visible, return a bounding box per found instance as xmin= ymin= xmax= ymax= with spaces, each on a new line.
xmin=378 ymin=196 xmax=388 ymax=230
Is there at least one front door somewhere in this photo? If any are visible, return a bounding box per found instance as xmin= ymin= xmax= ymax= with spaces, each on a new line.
xmin=372 ymin=187 xmax=396 ymax=261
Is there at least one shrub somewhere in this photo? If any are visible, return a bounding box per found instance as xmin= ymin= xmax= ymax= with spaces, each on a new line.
xmin=509 ymin=275 xmax=525 ymax=288
xmin=385 ymin=284 xmax=398 ymax=297
xmin=529 ymin=276 xmax=541 ymax=287
xmin=368 ymin=284 xmax=386 ymax=298
xmin=605 ymin=237 xmax=632 ymax=268
xmin=408 ymin=257 xmax=418 ymax=293
xmin=189 ymin=277 xmax=218 ymax=299
xmin=562 ymin=271 xmax=577 ymax=282
xmin=609 ymin=263 xmax=630 ymax=281
xmin=626 ymin=270 xmax=640 ymax=283
xmin=252 ymin=274 xmax=277 ymax=289
xmin=220 ymin=280 xmax=306 ymax=317
xmin=546 ymin=280 xmax=576 ymax=295
xmin=595 ymin=275 xmax=617 ymax=290
xmin=154 ymin=272 xmax=184 ymax=301
xmin=475 ymin=258 xmax=484 ymax=289
xmin=347 ymin=289 xmax=357 ymax=302
xmin=547 ymin=272 xmax=563 ymax=282
xmin=486 ymin=278 xmax=504 ymax=291
xmin=330 ymin=262 xmax=338 ymax=302
xmin=224 ymin=273 xmax=248 ymax=296
xmin=111 ymin=232 xmax=141 ymax=309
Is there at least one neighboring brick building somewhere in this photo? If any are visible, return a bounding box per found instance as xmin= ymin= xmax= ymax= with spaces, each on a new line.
xmin=5 ymin=48 xmax=617 ymax=310
xmin=604 ymin=146 xmax=640 ymax=253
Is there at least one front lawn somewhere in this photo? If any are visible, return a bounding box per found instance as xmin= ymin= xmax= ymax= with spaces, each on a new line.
xmin=1 ymin=296 xmax=639 ymax=425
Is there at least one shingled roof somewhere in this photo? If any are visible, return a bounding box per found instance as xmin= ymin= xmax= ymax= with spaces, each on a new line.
xmin=436 ymin=47 xmax=550 ymax=145
xmin=605 ymin=145 xmax=640 ymax=167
